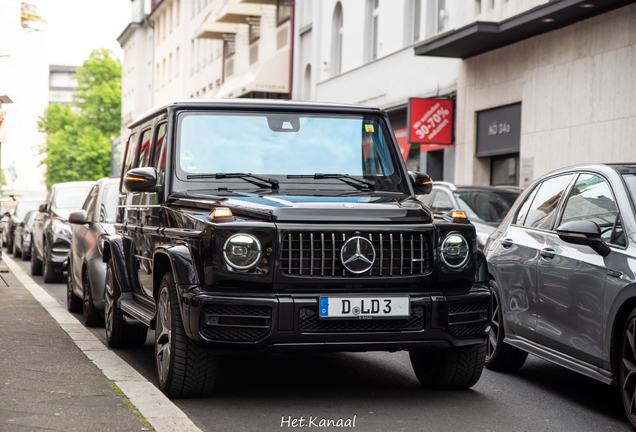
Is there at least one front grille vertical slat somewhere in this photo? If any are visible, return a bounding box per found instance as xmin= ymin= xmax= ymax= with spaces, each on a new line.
xmin=299 ymin=233 xmax=303 ymax=275
xmin=310 ymin=233 xmax=314 ymax=276
xmin=410 ymin=235 xmax=414 ymax=275
xmin=389 ymin=233 xmax=394 ymax=276
xmin=331 ymin=233 xmax=336 ymax=276
xmin=281 ymin=231 xmax=432 ymax=277
xmin=379 ymin=233 xmax=384 ymax=276
xmin=420 ymin=234 xmax=424 ymax=274
xmin=321 ymin=233 xmax=325 ymax=276
xmin=400 ymin=233 xmax=404 ymax=275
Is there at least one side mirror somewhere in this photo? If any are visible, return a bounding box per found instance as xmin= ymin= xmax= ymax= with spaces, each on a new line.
xmin=124 ymin=167 xmax=159 ymax=193
xmin=69 ymin=210 xmax=89 ymax=225
xmin=556 ymin=220 xmax=611 ymax=257
xmin=409 ymin=171 xmax=432 ymax=195
xmin=39 ymin=203 xmax=48 ymax=213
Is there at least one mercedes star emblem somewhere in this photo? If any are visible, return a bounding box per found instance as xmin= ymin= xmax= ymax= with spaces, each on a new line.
xmin=340 ymin=236 xmax=376 ymax=274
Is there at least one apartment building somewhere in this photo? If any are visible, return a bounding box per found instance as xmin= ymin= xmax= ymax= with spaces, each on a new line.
xmin=48 ymin=65 xmax=77 ymax=105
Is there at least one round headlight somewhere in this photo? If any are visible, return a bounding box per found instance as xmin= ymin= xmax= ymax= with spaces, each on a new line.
xmin=440 ymin=233 xmax=470 ymax=269
xmin=223 ymin=233 xmax=262 ymax=270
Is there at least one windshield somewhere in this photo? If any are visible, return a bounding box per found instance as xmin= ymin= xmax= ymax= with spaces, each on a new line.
xmin=15 ymin=200 xmax=41 ymax=217
xmin=55 ymin=185 xmax=92 ymax=209
xmin=23 ymin=211 xmax=36 ymax=228
xmin=454 ymin=189 xmax=520 ymax=224
xmin=99 ymin=183 xmax=119 ymax=224
xmin=178 ymin=112 xmax=401 ymax=190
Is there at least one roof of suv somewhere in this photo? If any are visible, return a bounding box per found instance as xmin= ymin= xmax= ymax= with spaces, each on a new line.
xmin=130 ymin=99 xmax=384 ymax=129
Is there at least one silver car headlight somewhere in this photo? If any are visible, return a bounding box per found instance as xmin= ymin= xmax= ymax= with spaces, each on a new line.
xmin=51 ymin=221 xmax=72 ymax=237
xmin=440 ymin=232 xmax=470 ymax=269
xmin=223 ymin=233 xmax=262 ymax=270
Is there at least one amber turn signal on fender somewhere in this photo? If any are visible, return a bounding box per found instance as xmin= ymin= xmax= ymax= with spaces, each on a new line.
xmin=444 ymin=209 xmax=470 ymax=224
xmin=210 ymin=207 xmax=233 ymax=218
xmin=451 ymin=210 xmax=467 ymax=219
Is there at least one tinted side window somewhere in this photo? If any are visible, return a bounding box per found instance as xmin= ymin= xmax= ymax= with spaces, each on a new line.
xmin=122 ymin=132 xmax=139 ymax=178
xmin=431 ymin=191 xmax=453 ymax=214
xmin=560 ymin=174 xmax=618 ymax=243
xmin=524 ymin=174 xmax=574 ymax=230
xmin=138 ymin=128 xmax=153 ymax=168
xmin=85 ymin=184 xmax=100 ymax=222
xmin=153 ymin=123 xmax=167 ymax=185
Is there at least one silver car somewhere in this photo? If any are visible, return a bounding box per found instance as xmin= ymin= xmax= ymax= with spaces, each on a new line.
xmin=67 ymin=177 xmax=119 ymax=326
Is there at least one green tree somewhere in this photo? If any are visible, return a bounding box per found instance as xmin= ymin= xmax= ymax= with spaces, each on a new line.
xmin=38 ymin=48 xmax=120 ymax=188
xmin=73 ymin=48 xmax=122 ymax=136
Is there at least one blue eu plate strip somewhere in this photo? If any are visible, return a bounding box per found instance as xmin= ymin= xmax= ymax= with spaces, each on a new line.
xmin=319 ymin=298 xmax=329 ymax=317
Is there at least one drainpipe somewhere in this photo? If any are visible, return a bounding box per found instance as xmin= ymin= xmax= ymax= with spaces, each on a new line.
xmin=288 ymin=0 xmax=295 ymax=100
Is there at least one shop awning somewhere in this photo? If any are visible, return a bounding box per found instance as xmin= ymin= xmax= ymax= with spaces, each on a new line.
xmin=214 ymin=48 xmax=289 ymax=98
xmin=414 ymin=0 xmax=636 ymax=59
xmin=216 ymin=3 xmax=262 ymax=24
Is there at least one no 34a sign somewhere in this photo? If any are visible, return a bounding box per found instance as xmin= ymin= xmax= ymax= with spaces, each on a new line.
xmin=407 ymin=98 xmax=453 ymax=145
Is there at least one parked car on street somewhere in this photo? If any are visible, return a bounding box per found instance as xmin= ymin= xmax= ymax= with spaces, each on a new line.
xmin=13 ymin=209 xmax=38 ymax=260
xmin=31 ymin=181 xmax=94 ymax=282
xmin=485 ymin=163 xmax=636 ymax=428
xmin=67 ymin=177 xmax=119 ymax=326
xmin=103 ymin=99 xmax=491 ymax=399
xmin=417 ymin=182 xmax=522 ymax=250
xmin=3 ymin=199 xmax=43 ymax=252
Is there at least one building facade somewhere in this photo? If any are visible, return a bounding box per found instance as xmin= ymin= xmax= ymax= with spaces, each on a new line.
xmin=48 ymin=65 xmax=77 ymax=105
xmin=416 ymin=0 xmax=636 ymax=187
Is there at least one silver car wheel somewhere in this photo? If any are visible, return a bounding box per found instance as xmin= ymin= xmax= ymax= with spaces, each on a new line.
xmin=155 ymin=286 xmax=172 ymax=386
xmin=486 ymin=287 xmax=500 ymax=360
xmin=104 ymin=267 xmax=114 ymax=338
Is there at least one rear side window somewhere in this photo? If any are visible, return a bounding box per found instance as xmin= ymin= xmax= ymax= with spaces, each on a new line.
xmin=153 ymin=123 xmax=167 ymax=185
xmin=521 ymin=174 xmax=574 ymax=230
xmin=560 ymin=174 xmax=619 ymax=243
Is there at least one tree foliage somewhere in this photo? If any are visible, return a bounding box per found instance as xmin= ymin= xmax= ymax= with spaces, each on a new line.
xmin=38 ymin=48 xmax=120 ymax=189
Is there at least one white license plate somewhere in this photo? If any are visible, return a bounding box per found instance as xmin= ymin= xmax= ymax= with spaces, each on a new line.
xmin=318 ymin=296 xmax=410 ymax=319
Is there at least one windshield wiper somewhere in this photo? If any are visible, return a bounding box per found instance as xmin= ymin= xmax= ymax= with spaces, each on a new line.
xmin=287 ymin=174 xmax=375 ymax=191
xmin=186 ymin=173 xmax=279 ymax=190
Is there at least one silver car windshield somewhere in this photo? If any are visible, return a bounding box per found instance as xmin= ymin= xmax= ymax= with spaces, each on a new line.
xmin=55 ymin=186 xmax=92 ymax=209
xmin=100 ymin=183 xmax=119 ymax=224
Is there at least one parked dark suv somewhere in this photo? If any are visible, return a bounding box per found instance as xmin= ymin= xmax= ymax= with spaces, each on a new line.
xmin=485 ymin=164 xmax=636 ymax=428
xmin=105 ymin=99 xmax=491 ymax=399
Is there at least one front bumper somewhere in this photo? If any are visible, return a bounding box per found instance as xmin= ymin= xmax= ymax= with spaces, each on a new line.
xmin=179 ymin=287 xmax=491 ymax=353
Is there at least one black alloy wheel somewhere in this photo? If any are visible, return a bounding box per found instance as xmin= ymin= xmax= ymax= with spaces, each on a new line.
xmin=42 ymin=238 xmax=62 ymax=283
xmin=82 ymin=270 xmax=102 ymax=327
xmin=620 ymin=309 xmax=636 ymax=428
xmin=21 ymin=239 xmax=30 ymax=261
xmin=155 ymin=272 xmax=219 ymax=398
xmin=484 ymin=280 xmax=527 ymax=372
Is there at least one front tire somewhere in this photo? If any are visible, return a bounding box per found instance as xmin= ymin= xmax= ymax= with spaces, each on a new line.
xmin=12 ymin=239 xmax=21 ymax=258
xmin=21 ymin=240 xmax=30 ymax=261
xmin=42 ymin=239 xmax=63 ymax=283
xmin=82 ymin=270 xmax=102 ymax=327
xmin=66 ymin=263 xmax=82 ymax=313
xmin=620 ymin=309 xmax=636 ymax=428
xmin=156 ymin=272 xmax=219 ymax=398
xmin=484 ymin=280 xmax=528 ymax=372
xmin=31 ymin=243 xmax=43 ymax=276
xmin=410 ymin=342 xmax=486 ymax=390
xmin=104 ymin=260 xmax=147 ymax=348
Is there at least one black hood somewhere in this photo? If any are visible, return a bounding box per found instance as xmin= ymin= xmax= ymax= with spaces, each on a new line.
xmin=169 ymin=192 xmax=433 ymax=223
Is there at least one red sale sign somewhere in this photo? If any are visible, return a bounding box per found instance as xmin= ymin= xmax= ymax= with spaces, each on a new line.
xmin=407 ymin=98 xmax=453 ymax=147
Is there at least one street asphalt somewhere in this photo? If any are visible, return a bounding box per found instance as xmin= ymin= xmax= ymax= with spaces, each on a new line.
xmin=8 ymin=255 xmax=633 ymax=432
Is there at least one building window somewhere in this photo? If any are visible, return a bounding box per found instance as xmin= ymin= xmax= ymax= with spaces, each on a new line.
xmin=176 ymin=0 xmax=180 ymax=25
xmin=330 ymin=2 xmax=343 ymax=76
xmin=191 ymin=39 xmax=195 ymax=74
xmin=475 ymin=0 xmax=481 ymax=15
xmin=224 ymin=38 xmax=235 ymax=58
xmin=249 ymin=19 xmax=260 ymax=43
xmin=303 ymin=64 xmax=311 ymax=100
xmin=413 ymin=0 xmax=421 ymax=42
xmin=372 ymin=0 xmax=379 ymax=60
xmin=491 ymin=155 xmax=519 ymax=186
xmin=156 ymin=21 xmax=160 ymax=45
xmin=437 ymin=0 xmax=447 ymax=33
xmin=277 ymin=0 xmax=291 ymax=25
xmin=156 ymin=63 xmax=160 ymax=91
xmin=169 ymin=52 xmax=172 ymax=81
xmin=168 ymin=7 xmax=172 ymax=33
xmin=490 ymin=0 xmax=495 ymax=8
xmin=162 ymin=58 xmax=166 ymax=87
xmin=175 ymin=47 xmax=179 ymax=77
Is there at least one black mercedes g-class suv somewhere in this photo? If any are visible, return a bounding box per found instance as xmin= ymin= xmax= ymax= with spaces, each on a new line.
xmin=105 ymin=99 xmax=491 ymax=398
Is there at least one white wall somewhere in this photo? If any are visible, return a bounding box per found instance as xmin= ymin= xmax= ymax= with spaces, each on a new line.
xmin=0 ymin=0 xmax=49 ymax=194
xmin=454 ymin=3 xmax=636 ymax=186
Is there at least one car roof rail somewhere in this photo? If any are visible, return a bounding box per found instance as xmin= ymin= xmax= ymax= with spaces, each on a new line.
xmin=432 ymin=181 xmax=457 ymax=191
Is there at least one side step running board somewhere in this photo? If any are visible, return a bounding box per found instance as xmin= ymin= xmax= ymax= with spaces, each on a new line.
xmin=119 ymin=296 xmax=155 ymax=329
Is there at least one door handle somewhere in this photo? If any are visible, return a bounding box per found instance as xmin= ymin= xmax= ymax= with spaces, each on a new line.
xmin=501 ymin=238 xmax=513 ymax=248
xmin=540 ymin=248 xmax=555 ymax=259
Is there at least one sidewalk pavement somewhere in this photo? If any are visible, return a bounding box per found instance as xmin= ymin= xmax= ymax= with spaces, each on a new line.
xmin=0 ymin=259 xmax=151 ymax=432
